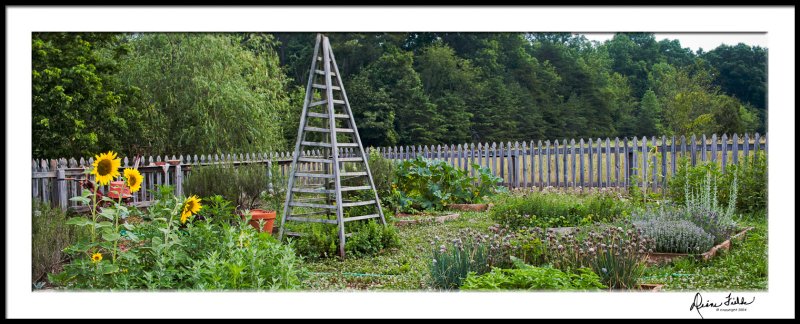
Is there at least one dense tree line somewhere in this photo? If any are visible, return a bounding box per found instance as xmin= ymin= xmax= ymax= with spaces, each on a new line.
xmin=33 ymin=32 xmax=766 ymax=158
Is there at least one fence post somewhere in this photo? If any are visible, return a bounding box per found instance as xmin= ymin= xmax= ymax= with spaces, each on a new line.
xmin=175 ymin=164 xmax=183 ymax=197
xmin=57 ymin=167 xmax=67 ymax=210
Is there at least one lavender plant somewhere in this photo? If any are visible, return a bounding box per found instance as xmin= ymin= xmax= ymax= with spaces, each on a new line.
xmin=633 ymin=219 xmax=714 ymax=254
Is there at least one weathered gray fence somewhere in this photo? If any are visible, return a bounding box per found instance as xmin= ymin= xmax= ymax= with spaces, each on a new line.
xmin=33 ymin=133 xmax=767 ymax=210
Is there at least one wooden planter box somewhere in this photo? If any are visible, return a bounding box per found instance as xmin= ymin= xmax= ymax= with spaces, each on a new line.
xmin=635 ymin=283 xmax=664 ymax=292
xmin=645 ymin=226 xmax=754 ymax=265
xmin=394 ymin=213 xmax=460 ymax=227
xmin=447 ymin=203 xmax=492 ymax=212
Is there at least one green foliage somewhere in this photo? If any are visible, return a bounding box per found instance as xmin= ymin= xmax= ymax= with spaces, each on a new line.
xmin=489 ymin=191 xmax=629 ymax=229
xmin=366 ymin=147 xmax=396 ymax=199
xmin=429 ymin=237 xmax=490 ymax=290
xmin=50 ymin=186 xmax=303 ymax=290
xmin=116 ymin=33 xmax=290 ymax=153
xmin=668 ymin=154 xmax=765 ymax=214
xmin=183 ymin=163 xmax=238 ymax=207
xmin=724 ymin=151 xmax=767 ymax=214
xmin=392 ymin=157 xmax=505 ymax=213
xmin=543 ymin=224 xmax=653 ymax=289
xmin=293 ymin=221 xmax=400 ymax=260
xmin=32 ymin=33 xmax=147 ymax=158
xmin=32 ymin=202 xmax=86 ymax=284
xmin=461 ymin=262 xmax=606 ymax=291
xmin=183 ymin=163 xmax=274 ymax=211
xmin=633 ymin=219 xmax=714 ymax=254
xmin=345 ymin=221 xmax=401 ymax=258
xmin=197 ymin=195 xmax=237 ymax=226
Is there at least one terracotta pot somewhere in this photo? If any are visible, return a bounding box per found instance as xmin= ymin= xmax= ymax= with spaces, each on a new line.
xmin=244 ymin=209 xmax=277 ymax=234
xmin=154 ymin=161 xmax=166 ymax=166
xmin=108 ymin=181 xmax=132 ymax=199
xmin=167 ymin=160 xmax=181 ymax=166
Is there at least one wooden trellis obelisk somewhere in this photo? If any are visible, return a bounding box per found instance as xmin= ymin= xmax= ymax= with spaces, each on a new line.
xmin=278 ymin=34 xmax=387 ymax=258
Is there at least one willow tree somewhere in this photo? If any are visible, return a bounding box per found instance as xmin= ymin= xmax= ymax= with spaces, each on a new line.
xmin=116 ymin=33 xmax=291 ymax=154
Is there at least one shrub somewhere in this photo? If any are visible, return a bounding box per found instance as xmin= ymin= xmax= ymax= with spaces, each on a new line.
xmin=345 ymin=220 xmax=401 ymax=258
xmin=429 ymin=237 xmax=490 ymax=290
xmin=392 ymin=157 xmax=505 ymax=213
xmin=461 ymin=261 xmax=606 ymax=291
xmin=668 ymin=153 xmax=765 ymax=214
xmin=544 ymin=224 xmax=653 ymax=289
xmin=367 ymin=147 xmax=396 ymax=199
xmin=490 ymin=191 xmax=630 ymax=229
xmin=633 ymin=219 xmax=714 ymax=254
xmin=293 ymin=220 xmax=400 ymax=259
xmin=683 ymin=171 xmax=739 ymax=244
xmin=32 ymin=202 xmax=84 ymax=284
xmin=183 ymin=163 xmax=239 ymax=206
xmin=184 ymin=162 xmax=276 ymax=211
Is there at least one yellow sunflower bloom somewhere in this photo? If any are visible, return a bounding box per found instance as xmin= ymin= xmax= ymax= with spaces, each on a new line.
xmin=91 ymin=151 xmax=121 ymax=185
xmin=180 ymin=207 xmax=192 ymax=224
xmin=91 ymin=252 xmax=103 ymax=263
xmin=123 ymin=168 xmax=143 ymax=193
xmin=180 ymin=195 xmax=202 ymax=224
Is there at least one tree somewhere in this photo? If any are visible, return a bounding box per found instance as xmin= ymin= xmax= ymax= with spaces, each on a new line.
xmin=32 ymin=33 xmax=145 ymax=158
xmin=115 ymin=33 xmax=291 ymax=154
xmin=348 ymin=48 xmax=443 ymax=146
xmin=702 ymin=44 xmax=767 ymax=132
xmin=637 ymin=90 xmax=662 ymax=136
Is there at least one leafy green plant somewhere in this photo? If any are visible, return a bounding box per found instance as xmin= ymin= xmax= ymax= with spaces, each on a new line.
xmin=392 ymin=157 xmax=505 ymax=213
xmin=293 ymin=220 xmax=400 ymax=259
xmin=633 ymin=219 xmax=714 ymax=254
xmin=197 ymin=195 xmax=237 ymax=226
xmin=345 ymin=220 xmax=401 ymax=258
xmin=429 ymin=236 xmax=490 ymax=290
xmin=461 ymin=259 xmax=606 ymax=291
xmin=490 ymin=191 xmax=630 ymax=229
xmin=50 ymin=185 xmax=304 ymax=290
xmin=367 ymin=147 xmax=396 ymax=199
xmin=183 ymin=163 xmax=239 ymax=206
xmin=669 ymin=153 xmax=764 ymax=214
xmin=184 ymin=162 xmax=276 ymax=212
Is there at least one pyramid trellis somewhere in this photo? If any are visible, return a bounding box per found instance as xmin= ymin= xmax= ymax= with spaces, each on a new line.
xmin=278 ymin=34 xmax=386 ymax=258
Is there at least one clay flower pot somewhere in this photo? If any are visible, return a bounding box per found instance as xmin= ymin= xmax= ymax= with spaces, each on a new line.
xmin=244 ymin=209 xmax=277 ymax=234
xmin=167 ymin=159 xmax=181 ymax=166
xmin=154 ymin=161 xmax=166 ymax=166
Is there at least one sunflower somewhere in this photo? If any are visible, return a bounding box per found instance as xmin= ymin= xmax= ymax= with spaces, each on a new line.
xmin=91 ymin=151 xmax=121 ymax=185
xmin=123 ymin=168 xmax=143 ymax=193
xmin=180 ymin=195 xmax=202 ymax=224
xmin=91 ymin=252 xmax=103 ymax=263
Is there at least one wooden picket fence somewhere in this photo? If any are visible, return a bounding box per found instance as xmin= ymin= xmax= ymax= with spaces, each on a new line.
xmin=33 ymin=133 xmax=767 ymax=211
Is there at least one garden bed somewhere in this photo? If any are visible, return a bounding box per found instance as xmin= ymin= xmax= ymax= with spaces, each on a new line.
xmin=645 ymin=226 xmax=754 ymax=265
xmin=447 ymin=203 xmax=492 ymax=212
xmin=393 ymin=212 xmax=461 ymax=227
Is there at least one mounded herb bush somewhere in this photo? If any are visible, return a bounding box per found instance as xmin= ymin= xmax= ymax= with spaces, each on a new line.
xmin=490 ymin=191 xmax=630 ymax=229
xmin=634 ymin=219 xmax=714 ymax=254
